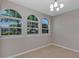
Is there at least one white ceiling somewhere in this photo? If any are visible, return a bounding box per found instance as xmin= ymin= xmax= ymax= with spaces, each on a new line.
xmin=8 ymin=0 xmax=79 ymax=16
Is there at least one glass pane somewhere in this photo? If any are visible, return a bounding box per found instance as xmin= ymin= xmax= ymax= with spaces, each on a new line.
xmin=42 ymin=29 xmax=48 ymax=33
xmin=27 ymin=29 xmax=38 ymax=34
xmin=32 ymin=22 xmax=38 ymax=28
xmin=41 ymin=18 xmax=49 ymax=33
xmin=27 ymin=15 xmax=38 ymax=34
xmin=27 ymin=15 xmax=38 ymax=21
xmin=27 ymin=21 xmax=38 ymax=34
xmin=0 ymin=18 xmax=21 ymax=28
xmin=1 ymin=9 xmax=22 ymax=18
xmin=42 ymin=24 xmax=48 ymax=28
xmin=16 ymin=28 xmax=21 ymax=35
xmin=1 ymin=28 xmax=9 ymax=35
xmin=41 ymin=18 xmax=48 ymax=25
xmin=1 ymin=28 xmax=22 ymax=35
xmin=0 ymin=18 xmax=22 ymax=35
xmin=9 ymin=28 xmax=16 ymax=35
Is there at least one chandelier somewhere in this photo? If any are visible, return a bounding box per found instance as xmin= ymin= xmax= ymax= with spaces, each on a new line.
xmin=50 ymin=0 xmax=64 ymax=11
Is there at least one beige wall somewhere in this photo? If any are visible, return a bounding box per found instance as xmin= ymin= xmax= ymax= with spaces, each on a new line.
xmin=2 ymin=0 xmax=79 ymax=58
xmin=0 ymin=0 xmax=2 ymax=10
xmin=53 ymin=9 xmax=79 ymax=52
xmin=0 ymin=0 xmax=52 ymax=57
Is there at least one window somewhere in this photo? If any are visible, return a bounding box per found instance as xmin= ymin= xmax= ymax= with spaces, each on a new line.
xmin=0 ymin=9 xmax=22 ymax=35
xmin=41 ymin=18 xmax=49 ymax=33
xmin=27 ymin=15 xmax=38 ymax=34
xmin=0 ymin=9 xmax=22 ymax=18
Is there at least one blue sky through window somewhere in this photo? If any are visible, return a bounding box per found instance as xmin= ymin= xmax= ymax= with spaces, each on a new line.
xmin=0 ymin=19 xmax=17 ymax=27
xmin=41 ymin=18 xmax=48 ymax=25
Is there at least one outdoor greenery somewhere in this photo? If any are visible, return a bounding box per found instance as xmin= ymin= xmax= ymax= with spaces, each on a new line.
xmin=27 ymin=15 xmax=38 ymax=34
xmin=0 ymin=9 xmax=22 ymax=35
xmin=27 ymin=15 xmax=38 ymax=21
xmin=1 ymin=9 xmax=22 ymax=18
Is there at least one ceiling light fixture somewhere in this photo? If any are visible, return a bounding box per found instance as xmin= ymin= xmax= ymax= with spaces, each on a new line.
xmin=50 ymin=0 xmax=64 ymax=12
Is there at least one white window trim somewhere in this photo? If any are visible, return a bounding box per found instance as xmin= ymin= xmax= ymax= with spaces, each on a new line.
xmin=0 ymin=16 xmax=22 ymax=38
xmin=27 ymin=18 xmax=39 ymax=35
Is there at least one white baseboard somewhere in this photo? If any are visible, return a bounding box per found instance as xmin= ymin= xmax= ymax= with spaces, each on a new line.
xmin=7 ymin=43 xmax=79 ymax=58
xmin=52 ymin=43 xmax=79 ymax=53
xmin=7 ymin=43 xmax=53 ymax=58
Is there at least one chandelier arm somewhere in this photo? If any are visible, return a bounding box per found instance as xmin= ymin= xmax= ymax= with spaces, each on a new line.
xmin=50 ymin=0 xmax=64 ymax=11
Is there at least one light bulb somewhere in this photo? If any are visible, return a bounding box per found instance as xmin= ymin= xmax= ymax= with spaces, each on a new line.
xmin=54 ymin=2 xmax=58 ymax=7
xmin=60 ymin=3 xmax=64 ymax=8
xmin=50 ymin=8 xmax=54 ymax=11
xmin=56 ymin=8 xmax=60 ymax=11
xmin=50 ymin=4 xmax=54 ymax=9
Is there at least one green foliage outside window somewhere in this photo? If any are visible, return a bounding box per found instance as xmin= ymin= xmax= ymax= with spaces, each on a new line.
xmin=27 ymin=15 xmax=38 ymax=21
xmin=27 ymin=15 xmax=38 ymax=34
xmin=1 ymin=9 xmax=22 ymax=18
xmin=0 ymin=9 xmax=22 ymax=35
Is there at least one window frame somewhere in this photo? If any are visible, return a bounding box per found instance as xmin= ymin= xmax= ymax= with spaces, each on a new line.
xmin=0 ymin=16 xmax=22 ymax=36
xmin=27 ymin=15 xmax=39 ymax=35
xmin=1 ymin=9 xmax=22 ymax=18
xmin=0 ymin=9 xmax=22 ymax=37
xmin=41 ymin=18 xmax=49 ymax=34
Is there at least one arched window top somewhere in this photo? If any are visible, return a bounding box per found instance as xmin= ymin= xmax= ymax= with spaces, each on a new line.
xmin=27 ymin=15 xmax=38 ymax=21
xmin=0 ymin=9 xmax=22 ymax=18
xmin=41 ymin=18 xmax=48 ymax=25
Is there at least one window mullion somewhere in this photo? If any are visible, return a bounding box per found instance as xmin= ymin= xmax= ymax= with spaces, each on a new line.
xmin=0 ymin=28 xmax=1 ymax=36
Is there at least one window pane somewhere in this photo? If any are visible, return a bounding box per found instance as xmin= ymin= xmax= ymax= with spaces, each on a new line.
xmin=42 ymin=29 xmax=48 ymax=33
xmin=27 ymin=15 xmax=38 ymax=34
xmin=41 ymin=18 xmax=49 ymax=33
xmin=16 ymin=28 xmax=21 ymax=35
xmin=10 ymin=28 xmax=16 ymax=35
xmin=27 ymin=15 xmax=38 ymax=21
xmin=1 ymin=28 xmax=21 ymax=35
xmin=1 ymin=28 xmax=9 ymax=35
xmin=42 ymin=24 xmax=48 ymax=28
xmin=0 ymin=18 xmax=22 ymax=35
xmin=0 ymin=18 xmax=21 ymax=28
xmin=1 ymin=9 xmax=22 ymax=18
xmin=27 ymin=22 xmax=38 ymax=34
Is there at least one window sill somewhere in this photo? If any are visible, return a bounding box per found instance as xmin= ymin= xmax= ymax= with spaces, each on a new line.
xmin=0 ymin=35 xmax=22 ymax=40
